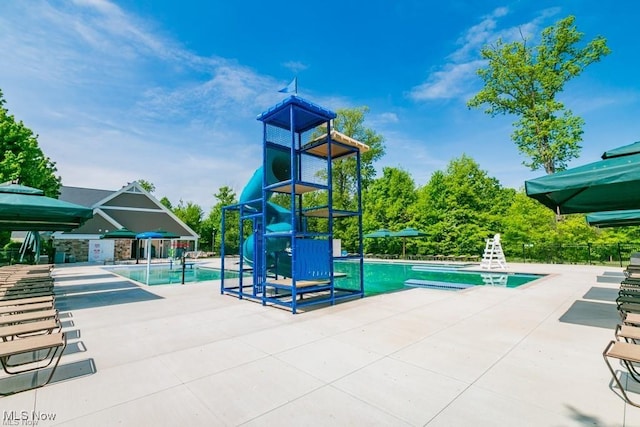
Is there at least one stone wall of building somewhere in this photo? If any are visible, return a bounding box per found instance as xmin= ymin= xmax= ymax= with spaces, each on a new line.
xmin=54 ymin=239 xmax=89 ymax=263
xmin=114 ymin=239 xmax=133 ymax=261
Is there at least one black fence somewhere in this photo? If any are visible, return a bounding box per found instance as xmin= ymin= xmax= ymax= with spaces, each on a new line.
xmin=507 ymin=242 xmax=640 ymax=266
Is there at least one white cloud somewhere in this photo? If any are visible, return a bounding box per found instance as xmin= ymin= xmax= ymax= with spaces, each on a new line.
xmin=449 ymin=7 xmax=508 ymax=63
xmin=408 ymin=6 xmax=561 ymax=103
xmin=282 ymin=61 xmax=309 ymax=73
xmin=378 ymin=112 xmax=399 ymax=124
xmin=408 ymin=60 xmax=485 ymax=101
xmin=0 ymin=1 xmax=290 ymax=212
xmin=376 ymin=131 xmax=444 ymax=185
xmin=368 ymin=112 xmax=400 ymax=127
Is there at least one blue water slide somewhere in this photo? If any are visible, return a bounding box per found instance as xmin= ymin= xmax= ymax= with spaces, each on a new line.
xmin=240 ymin=150 xmax=293 ymax=274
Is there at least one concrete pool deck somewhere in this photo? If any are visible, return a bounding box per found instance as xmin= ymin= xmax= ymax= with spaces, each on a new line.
xmin=1 ymin=260 xmax=637 ymax=426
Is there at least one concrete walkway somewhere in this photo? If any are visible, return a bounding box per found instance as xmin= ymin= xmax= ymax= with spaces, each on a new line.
xmin=1 ymin=261 xmax=637 ymax=426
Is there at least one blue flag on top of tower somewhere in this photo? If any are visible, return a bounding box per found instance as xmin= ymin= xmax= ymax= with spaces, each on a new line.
xmin=278 ymin=77 xmax=298 ymax=95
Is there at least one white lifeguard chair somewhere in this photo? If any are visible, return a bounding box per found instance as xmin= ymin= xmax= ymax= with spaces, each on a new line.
xmin=480 ymin=234 xmax=507 ymax=270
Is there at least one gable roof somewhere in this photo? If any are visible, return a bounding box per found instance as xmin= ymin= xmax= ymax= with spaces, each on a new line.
xmin=59 ymin=186 xmax=114 ymax=207
xmin=68 ymin=210 xmax=119 ymax=234
xmin=58 ymin=182 xmax=199 ymax=239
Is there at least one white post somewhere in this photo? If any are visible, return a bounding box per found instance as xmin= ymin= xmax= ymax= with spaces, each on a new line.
xmin=146 ymin=239 xmax=151 ymax=285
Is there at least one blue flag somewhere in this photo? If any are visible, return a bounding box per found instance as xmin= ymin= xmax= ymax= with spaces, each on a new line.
xmin=278 ymin=77 xmax=298 ymax=94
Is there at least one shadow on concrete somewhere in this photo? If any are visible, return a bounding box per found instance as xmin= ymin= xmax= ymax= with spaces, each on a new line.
xmin=54 ymin=280 xmax=138 ymax=295
xmin=583 ymin=287 xmax=618 ymax=303
xmin=0 ymin=358 xmax=96 ymax=396
xmin=602 ymin=270 xmax=625 ymax=276
xmin=597 ymin=274 xmax=624 ymax=284
xmin=55 ymin=287 xmax=163 ymax=311
xmin=564 ymin=404 xmax=616 ymax=427
xmin=604 ymin=370 xmax=640 ymax=410
xmin=63 ymin=328 xmax=81 ymax=340
xmin=559 ymin=300 xmax=619 ymax=329
xmin=53 ymin=273 xmax=117 ymax=282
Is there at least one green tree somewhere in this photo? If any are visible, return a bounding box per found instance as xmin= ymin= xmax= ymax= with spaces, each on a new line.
xmin=137 ymin=179 xmax=156 ymax=193
xmin=0 ymin=89 xmax=60 ymax=196
xmin=159 ymin=196 xmax=172 ymax=210
xmin=604 ymin=225 xmax=640 ymax=244
xmin=363 ymin=167 xmax=417 ymax=255
xmin=501 ymin=191 xmax=556 ymax=245
xmin=300 ymin=107 xmax=386 ymax=252
xmin=501 ymin=190 xmax=556 ymax=259
xmin=332 ymin=106 xmax=386 ymax=200
xmin=414 ymin=155 xmax=514 ymax=256
xmin=323 ymin=107 xmax=386 ymax=250
xmin=500 ymin=190 xmax=617 ymax=262
xmin=203 ymin=186 xmax=240 ymax=254
xmin=173 ymin=200 xmax=203 ymax=234
xmin=468 ymin=15 xmax=610 ymax=173
xmin=554 ymin=214 xmax=599 ymax=244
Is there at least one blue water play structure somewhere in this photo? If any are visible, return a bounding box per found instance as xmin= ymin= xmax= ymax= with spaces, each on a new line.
xmin=220 ymin=95 xmax=368 ymax=313
xmin=237 ymin=149 xmax=293 ymax=276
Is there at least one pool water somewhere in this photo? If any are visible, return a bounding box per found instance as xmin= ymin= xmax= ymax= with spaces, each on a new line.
xmin=333 ymin=261 xmax=543 ymax=296
xmin=107 ymin=261 xmax=543 ymax=294
xmin=108 ymin=265 xmax=240 ymax=286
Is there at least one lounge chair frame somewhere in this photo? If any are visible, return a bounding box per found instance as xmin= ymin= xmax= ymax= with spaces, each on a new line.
xmin=0 ymin=332 xmax=67 ymax=394
xmin=603 ymin=340 xmax=640 ymax=407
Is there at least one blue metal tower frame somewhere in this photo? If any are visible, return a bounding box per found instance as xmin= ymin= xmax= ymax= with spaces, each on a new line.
xmin=221 ymin=95 xmax=365 ymax=313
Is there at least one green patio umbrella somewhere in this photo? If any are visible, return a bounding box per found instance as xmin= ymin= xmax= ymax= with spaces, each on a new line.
xmin=100 ymin=227 xmax=138 ymax=239
xmin=363 ymin=228 xmax=393 ymax=258
xmin=525 ymin=141 xmax=640 ymax=214
xmin=391 ymin=227 xmax=428 ymax=258
xmin=363 ymin=229 xmax=392 ymax=238
xmin=0 ymin=182 xmax=93 ymax=231
xmin=586 ymin=210 xmax=640 ymax=228
xmin=100 ymin=228 xmax=138 ymax=264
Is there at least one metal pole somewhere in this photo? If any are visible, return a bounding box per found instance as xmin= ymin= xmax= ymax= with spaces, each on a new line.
xmin=146 ymin=239 xmax=151 ymax=285
xmin=619 ymin=242 xmax=623 ymax=267
xmin=181 ymin=250 xmax=186 ymax=284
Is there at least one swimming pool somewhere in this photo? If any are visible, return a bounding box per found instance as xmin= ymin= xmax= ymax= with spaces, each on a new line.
xmin=107 ymin=264 xmax=240 ymax=286
xmin=107 ymin=261 xmax=543 ymax=293
xmin=333 ymin=261 xmax=544 ymax=296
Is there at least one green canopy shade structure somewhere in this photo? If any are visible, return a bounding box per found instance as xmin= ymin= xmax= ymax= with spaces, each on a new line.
xmin=0 ymin=183 xmax=93 ymax=231
xmin=601 ymin=141 xmax=640 ymax=159
xmin=525 ymin=141 xmax=640 ymax=214
xmin=391 ymin=227 xmax=428 ymax=258
xmin=586 ymin=210 xmax=640 ymax=228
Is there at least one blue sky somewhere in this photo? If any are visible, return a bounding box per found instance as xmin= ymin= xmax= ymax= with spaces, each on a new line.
xmin=0 ymin=0 xmax=638 ymax=212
